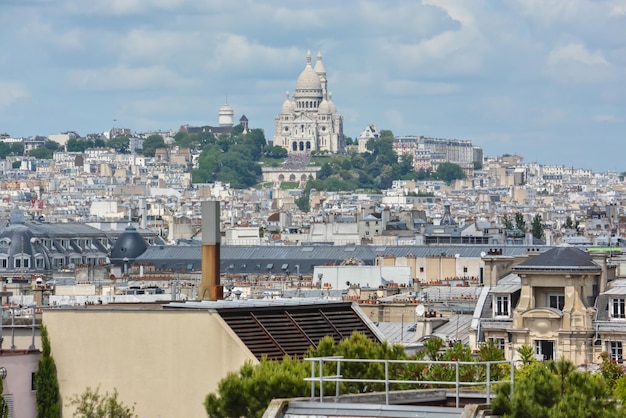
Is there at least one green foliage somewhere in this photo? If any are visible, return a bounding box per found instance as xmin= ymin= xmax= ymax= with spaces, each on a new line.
xmin=263 ymin=145 xmax=287 ymax=159
xmin=0 ymin=378 xmax=8 ymax=418
xmin=204 ymin=356 xmax=312 ymax=418
xmin=35 ymin=325 xmax=61 ymax=418
xmin=141 ymin=134 xmax=165 ymax=157
xmin=106 ymin=136 xmax=129 ymax=153
xmin=11 ymin=161 xmax=20 ymax=169
xmin=0 ymin=143 xmax=10 ymax=159
xmin=532 ymin=213 xmax=544 ymax=240
xmin=67 ymin=386 xmax=137 ymax=418
xmin=66 ymin=138 xmax=106 ymax=152
xmin=514 ymin=212 xmax=526 ymax=232
xmin=599 ymin=351 xmax=625 ymax=389
xmin=564 ymin=216 xmax=574 ymax=229
xmin=473 ymin=160 xmax=483 ymax=170
xmin=503 ymin=214 xmax=514 ymax=230
xmin=45 ymin=140 xmax=61 ymax=151
xmin=435 ymin=162 xmax=466 ymax=184
xmin=29 ymin=147 xmax=54 ymax=159
xmin=492 ymin=358 xmax=621 ymax=417
xmin=517 ymin=344 xmax=536 ymax=366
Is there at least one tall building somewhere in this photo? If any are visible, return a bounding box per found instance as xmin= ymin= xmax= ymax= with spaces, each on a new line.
xmin=273 ymin=51 xmax=345 ymax=154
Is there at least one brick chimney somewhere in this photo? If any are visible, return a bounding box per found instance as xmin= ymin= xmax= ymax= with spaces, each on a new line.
xmin=198 ymin=201 xmax=223 ymax=300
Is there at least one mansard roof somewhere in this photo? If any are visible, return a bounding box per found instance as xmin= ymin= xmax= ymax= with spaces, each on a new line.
xmin=513 ymin=246 xmax=601 ymax=272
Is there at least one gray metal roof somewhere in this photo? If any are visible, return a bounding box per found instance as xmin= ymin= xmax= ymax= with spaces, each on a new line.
xmin=513 ymin=246 xmax=601 ymax=272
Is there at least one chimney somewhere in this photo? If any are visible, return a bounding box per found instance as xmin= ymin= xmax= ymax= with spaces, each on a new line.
xmin=199 ymin=201 xmax=223 ymax=300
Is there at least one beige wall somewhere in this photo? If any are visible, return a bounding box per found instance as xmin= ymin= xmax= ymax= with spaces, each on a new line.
xmin=43 ymin=309 xmax=257 ymax=418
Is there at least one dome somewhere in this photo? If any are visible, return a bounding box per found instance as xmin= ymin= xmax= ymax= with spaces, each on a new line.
xmin=110 ymin=226 xmax=148 ymax=266
xmin=281 ymin=91 xmax=295 ymax=113
xmin=318 ymin=98 xmax=331 ymax=114
xmin=295 ymin=51 xmax=322 ymax=92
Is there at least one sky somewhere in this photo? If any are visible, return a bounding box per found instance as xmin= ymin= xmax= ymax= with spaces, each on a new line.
xmin=0 ymin=0 xmax=624 ymax=172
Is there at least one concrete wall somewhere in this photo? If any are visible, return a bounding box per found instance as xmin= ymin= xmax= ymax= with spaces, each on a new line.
xmin=43 ymin=308 xmax=257 ymax=418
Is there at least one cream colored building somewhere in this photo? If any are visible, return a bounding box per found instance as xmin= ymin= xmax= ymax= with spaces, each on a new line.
xmin=43 ymin=300 xmax=380 ymax=418
xmin=273 ymin=51 xmax=345 ymax=154
xmin=471 ymin=247 xmax=618 ymax=366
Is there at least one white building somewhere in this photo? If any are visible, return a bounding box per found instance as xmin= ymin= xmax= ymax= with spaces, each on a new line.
xmin=273 ymin=51 xmax=345 ymax=154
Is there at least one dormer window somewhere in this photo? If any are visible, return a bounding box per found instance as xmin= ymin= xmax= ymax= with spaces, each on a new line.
xmin=494 ymin=295 xmax=510 ymax=317
xmin=612 ymin=298 xmax=626 ymax=319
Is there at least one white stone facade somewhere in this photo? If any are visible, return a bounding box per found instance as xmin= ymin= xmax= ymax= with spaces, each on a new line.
xmin=273 ymin=51 xmax=345 ymax=154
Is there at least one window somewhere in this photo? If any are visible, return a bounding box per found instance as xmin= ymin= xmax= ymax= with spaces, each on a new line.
xmin=612 ymin=298 xmax=626 ymax=319
xmin=549 ymin=295 xmax=565 ymax=310
xmin=494 ymin=295 xmax=510 ymax=317
xmin=0 ymin=258 xmax=6 ymax=269
xmin=610 ymin=341 xmax=623 ymax=363
xmin=419 ymin=267 xmax=424 ymax=273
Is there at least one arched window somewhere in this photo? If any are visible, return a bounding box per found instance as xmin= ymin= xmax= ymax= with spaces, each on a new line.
xmin=292 ymin=142 xmax=297 ymax=151
xmin=306 ymin=141 xmax=311 ymax=150
xmin=289 ymin=174 xmax=296 ymax=181
xmin=299 ymin=141 xmax=304 ymax=151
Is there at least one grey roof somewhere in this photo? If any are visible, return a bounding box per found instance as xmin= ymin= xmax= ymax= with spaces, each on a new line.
xmin=135 ymin=244 xmax=551 ymax=274
xmin=513 ymin=246 xmax=601 ymax=272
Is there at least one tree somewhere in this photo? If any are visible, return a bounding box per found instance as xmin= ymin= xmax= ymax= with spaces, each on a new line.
xmin=45 ymin=140 xmax=61 ymax=151
xmin=28 ymin=147 xmax=54 ymax=159
xmin=502 ymin=214 xmax=514 ymax=230
xmin=0 ymin=376 xmax=8 ymax=418
xmin=66 ymin=138 xmax=94 ymax=153
xmin=531 ymin=213 xmax=544 ymax=240
xmin=514 ymin=212 xmax=526 ymax=232
xmin=435 ymin=162 xmax=466 ymax=184
xmin=35 ymin=324 xmax=61 ymax=418
xmin=141 ymin=135 xmax=165 ymax=157
xmin=263 ymin=145 xmax=287 ymax=159
xmin=67 ymin=386 xmax=137 ymax=418
xmin=564 ymin=216 xmax=574 ymax=229
xmin=492 ymin=358 xmax=620 ymax=417
xmin=107 ymin=136 xmax=129 ymax=153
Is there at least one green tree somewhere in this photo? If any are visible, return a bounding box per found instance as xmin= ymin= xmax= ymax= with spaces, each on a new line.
xmin=9 ymin=142 xmax=23 ymax=156
xmin=517 ymin=344 xmax=536 ymax=366
xmin=11 ymin=161 xmax=20 ymax=169
xmin=531 ymin=214 xmax=544 ymax=240
xmin=502 ymin=214 xmax=514 ymax=230
xmin=66 ymin=138 xmax=94 ymax=153
xmin=67 ymin=386 xmax=137 ymax=418
xmin=0 ymin=142 xmax=10 ymax=159
xmin=435 ymin=162 xmax=466 ymax=184
xmin=514 ymin=212 xmax=526 ymax=232
xmin=564 ymin=216 xmax=574 ymax=229
xmin=45 ymin=140 xmax=61 ymax=151
xmin=264 ymin=145 xmax=287 ymax=159
xmin=0 ymin=376 xmax=8 ymax=418
xmin=141 ymin=134 xmax=165 ymax=157
xmin=492 ymin=358 xmax=620 ymax=417
xmin=107 ymin=136 xmax=129 ymax=153
xmin=35 ymin=324 xmax=61 ymax=418
xmin=473 ymin=160 xmax=483 ymax=170
xmin=28 ymin=147 xmax=54 ymax=159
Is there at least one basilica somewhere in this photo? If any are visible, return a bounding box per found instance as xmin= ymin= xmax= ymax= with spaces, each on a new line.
xmin=273 ymin=51 xmax=345 ymax=154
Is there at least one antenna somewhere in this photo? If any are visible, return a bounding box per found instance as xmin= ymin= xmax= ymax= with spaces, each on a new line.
xmin=415 ymin=304 xmax=425 ymax=317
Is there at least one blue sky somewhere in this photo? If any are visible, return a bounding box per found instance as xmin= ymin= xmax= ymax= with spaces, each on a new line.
xmin=0 ymin=0 xmax=624 ymax=172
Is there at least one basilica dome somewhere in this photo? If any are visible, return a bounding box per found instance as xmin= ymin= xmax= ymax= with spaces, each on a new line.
xmin=295 ymin=51 xmax=322 ymax=92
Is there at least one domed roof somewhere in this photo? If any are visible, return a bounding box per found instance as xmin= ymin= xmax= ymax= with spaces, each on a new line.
xmin=327 ymin=92 xmax=337 ymax=113
xmin=296 ymin=51 xmax=322 ymax=92
xmin=219 ymin=103 xmax=234 ymax=114
xmin=281 ymin=91 xmax=295 ymax=113
xmin=110 ymin=226 xmax=148 ymax=266
xmin=318 ymin=98 xmax=331 ymax=114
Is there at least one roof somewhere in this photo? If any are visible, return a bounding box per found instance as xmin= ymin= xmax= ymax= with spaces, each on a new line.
xmin=513 ymin=246 xmax=601 ymax=272
xmin=166 ymin=299 xmax=382 ymax=360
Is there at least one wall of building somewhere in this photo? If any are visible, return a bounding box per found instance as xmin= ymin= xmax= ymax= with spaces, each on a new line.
xmin=43 ymin=309 xmax=257 ymax=418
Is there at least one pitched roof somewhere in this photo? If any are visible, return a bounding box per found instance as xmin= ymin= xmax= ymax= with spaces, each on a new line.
xmin=513 ymin=246 xmax=600 ymax=272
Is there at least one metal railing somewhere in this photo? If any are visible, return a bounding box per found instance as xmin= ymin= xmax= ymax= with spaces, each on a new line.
xmin=304 ymin=356 xmax=515 ymax=408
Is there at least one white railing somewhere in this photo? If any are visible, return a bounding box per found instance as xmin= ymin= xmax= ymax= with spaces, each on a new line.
xmin=304 ymin=356 xmax=514 ymax=408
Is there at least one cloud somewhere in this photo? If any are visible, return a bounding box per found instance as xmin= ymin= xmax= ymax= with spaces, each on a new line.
xmin=68 ymin=65 xmax=196 ymax=91
xmin=0 ymin=81 xmax=29 ymax=110
xmin=593 ymin=114 xmax=622 ymax=123
xmin=383 ymin=80 xmax=460 ymax=96
xmin=545 ymin=43 xmax=613 ymax=83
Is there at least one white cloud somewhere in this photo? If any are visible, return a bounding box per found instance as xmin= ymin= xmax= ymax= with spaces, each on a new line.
xmin=593 ymin=114 xmax=622 ymax=123
xmin=0 ymin=81 xmax=29 ymax=110
xmin=383 ymin=80 xmax=460 ymax=96
xmin=68 ymin=65 xmax=196 ymax=91
xmin=545 ymin=43 xmax=613 ymax=83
